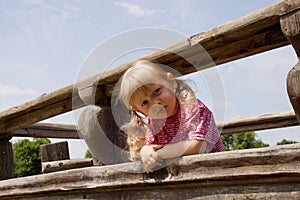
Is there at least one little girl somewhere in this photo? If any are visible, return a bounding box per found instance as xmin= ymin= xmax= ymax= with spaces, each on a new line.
xmin=118 ymin=60 xmax=223 ymax=173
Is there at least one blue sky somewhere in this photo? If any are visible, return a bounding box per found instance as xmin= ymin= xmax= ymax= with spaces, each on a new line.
xmin=1 ymin=0 xmax=299 ymax=158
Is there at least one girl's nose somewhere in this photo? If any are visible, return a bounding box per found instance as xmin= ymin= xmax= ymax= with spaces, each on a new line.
xmin=152 ymin=96 xmax=161 ymax=104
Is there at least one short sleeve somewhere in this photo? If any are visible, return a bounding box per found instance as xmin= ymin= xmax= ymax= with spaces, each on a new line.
xmin=188 ymin=101 xmax=223 ymax=152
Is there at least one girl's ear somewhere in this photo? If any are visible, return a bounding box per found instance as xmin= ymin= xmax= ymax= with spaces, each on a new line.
xmin=166 ymin=72 xmax=177 ymax=90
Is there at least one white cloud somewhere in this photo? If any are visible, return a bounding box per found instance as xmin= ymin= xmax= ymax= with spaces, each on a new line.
xmin=114 ymin=2 xmax=157 ymax=17
xmin=0 ymin=84 xmax=37 ymax=97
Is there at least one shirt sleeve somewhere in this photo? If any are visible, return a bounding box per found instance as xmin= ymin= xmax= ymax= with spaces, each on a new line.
xmin=188 ymin=101 xmax=223 ymax=152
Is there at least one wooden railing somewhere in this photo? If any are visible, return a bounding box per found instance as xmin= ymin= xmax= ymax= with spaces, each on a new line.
xmin=6 ymin=110 xmax=298 ymax=140
xmin=0 ymin=0 xmax=300 ymax=198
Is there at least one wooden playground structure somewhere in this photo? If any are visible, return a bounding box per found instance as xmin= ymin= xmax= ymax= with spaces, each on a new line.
xmin=0 ymin=0 xmax=300 ymax=199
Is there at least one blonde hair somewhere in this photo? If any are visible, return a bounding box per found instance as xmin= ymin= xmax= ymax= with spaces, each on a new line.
xmin=118 ymin=60 xmax=174 ymax=110
xmin=118 ymin=59 xmax=197 ymax=161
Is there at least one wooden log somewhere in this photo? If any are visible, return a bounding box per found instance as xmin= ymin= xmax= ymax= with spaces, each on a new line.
xmin=0 ymin=138 xmax=14 ymax=180
xmin=40 ymin=141 xmax=70 ymax=162
xmin=5 ymin=110 xmax=298 ymax=139
xmin=0 ymin=143 xmax=300 ymax=199
xmin=11 ymin=123 xmax=79 ymax=139
xmin=286 ymin=62 xmax=300 ymax=123
xmin=77 ymin=105 xmax=130 ymax=165
xmin=1 ymin=0 xmax=300 ymax=135
xmin=218 ymin=110 xmax=299 ymax=134
xmin=41 ymin=158 xmax=93 ymax=173
xmin=281 ymin=9 xmax=300 ymax=123
xmin=280 ymin=9 xmax=300 ymax=56
xmin=0 ymin=85 xmax=85 ymax=134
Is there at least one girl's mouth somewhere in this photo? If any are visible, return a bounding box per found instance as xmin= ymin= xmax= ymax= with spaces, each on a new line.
xmin=149 ymin=104 xmax=168 ymax=119
xmin=159 ymin=105 xmax=167 ymax=113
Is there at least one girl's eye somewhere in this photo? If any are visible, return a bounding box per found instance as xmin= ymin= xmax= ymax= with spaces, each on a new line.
xmin=141 ymin=100 xmax=148 ymax=107
xmin=153 ymin=87 xmax=161 ymax=95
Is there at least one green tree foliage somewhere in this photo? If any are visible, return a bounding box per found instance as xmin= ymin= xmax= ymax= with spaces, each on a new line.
xmin=85 ymin=150 xmax=92 ymax=158
xmin=221 ymin=131 xmax=269 ymax=151
xmin=276 ymin=139 xmax=298 ymax=145
xmin=13 ymin=138 xmax=51 ymax=177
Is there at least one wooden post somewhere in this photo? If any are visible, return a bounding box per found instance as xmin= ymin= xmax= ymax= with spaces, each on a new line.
xmin=78 ymin=105 xmax=130 ymax=165
xmin=0 ymin=137 xmax=15 ymax=180
xmin=40 ymin=141 xmax=69 ymax=162
xmin=281 ymin=9 xmax=300 ymax=123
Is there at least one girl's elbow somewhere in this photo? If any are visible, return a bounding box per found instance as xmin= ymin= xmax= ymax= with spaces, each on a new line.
xmin=185 ymin=140 xmax=206 ymax=155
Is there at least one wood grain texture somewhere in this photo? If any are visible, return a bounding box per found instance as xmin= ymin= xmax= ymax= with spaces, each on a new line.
xmin=10 ymin=123 xmax=79 ymax=139
xmin=40 ymin=141 xmax=70 ymax=162
xmin=0 ymin=139 xmax=14 ymax=180
xmin=8 ymin=110 xmax=298 ymax=139
xmin=0 ymin=143 xmax=300 ymax=199
xmin=41 ymin=158 xmax=93 ymax=173
xmin=281 ymin=9 xmax=300 ymax=123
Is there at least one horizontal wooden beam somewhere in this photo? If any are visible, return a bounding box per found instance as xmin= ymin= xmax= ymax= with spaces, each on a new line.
xmin=10 ymin=123 xmax=79 ymax=139
xmin=1 ymin=0 xmax=299 ymax=134
xmin=0 ymin=85 xmax=85 ymax=134
xmin=8 ymin=110 xmax=298 ymax=139
xmin=0 ymin=143 xmax=300 ymax=199
xmin=218 ymin=110 xmax=299 ymax=134
xmin=41 ymin=158 xmax=93 ymax=173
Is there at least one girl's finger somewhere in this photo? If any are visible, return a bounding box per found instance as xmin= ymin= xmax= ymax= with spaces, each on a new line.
xmin=150 ymin=153 xmax=163 ymax=162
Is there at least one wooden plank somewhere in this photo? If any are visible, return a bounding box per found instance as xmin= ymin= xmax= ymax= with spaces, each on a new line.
xmin=0 ymin=85 xmax=85 ymax=134
xmin=11 ymin=123 xmax=79 ymax=139
xmin=7 ymin=110 xmax=298 ymax=139
xmin=41 ymin=158 xmax=93 ymax=173
xmin=0 ymin=0 xmax=299 ymax=135
xmin=40 ymin=141 xmax=69 ymax=162
xmin=0 ymin=143 xmax=300 ymax=199
xmin=0 ymin=139 xmax=14 ymax=180
xmin=218 ymin=110 xmax=299 ymax=134
xmin=281 ymin=9 xmax=300 ymax=123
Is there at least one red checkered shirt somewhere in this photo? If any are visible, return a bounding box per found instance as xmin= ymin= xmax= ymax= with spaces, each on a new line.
xmin=145 ymin=100 xmax=224 ymax=153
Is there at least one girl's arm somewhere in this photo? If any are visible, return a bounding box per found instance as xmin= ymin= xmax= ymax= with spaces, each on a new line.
xmin=156 ymin=140 xmax=206 ymax=159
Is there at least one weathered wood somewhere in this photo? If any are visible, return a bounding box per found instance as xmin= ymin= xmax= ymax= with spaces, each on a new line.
xmin=281 ymin=9 xmax=300 ymax=56
xmin=0 ymin=85 xmax=85 ymax=134
xmin=1 ymin=0 xmax=300 ymax=134
xmin=77 ymin=105 xmax=129 ymax=165
xmin=12 ymin=123 xmax=79 ymax=139
xmin=6 ymin=110 xmax=297 ymax=139
xmin=40 ymin=141 xmax=70 ymax=162
xmin=0 ymin=143 xmax=300 ymax=199
xmin=281 ymin=9 xmax=300 ymax=123
xmin=218 ymin=110 xmax=299 ymax=134
xmin=0 ymin=138 xmax=14 ymax=180
xmin=41 ymin=158 xmax=93 ymax=173
xmin=286 ymin=62 xmax=300 ymax=123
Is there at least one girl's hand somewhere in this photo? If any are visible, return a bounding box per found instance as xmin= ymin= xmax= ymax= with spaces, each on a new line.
xmin=140 ymin=145 xmax=163 ymax=173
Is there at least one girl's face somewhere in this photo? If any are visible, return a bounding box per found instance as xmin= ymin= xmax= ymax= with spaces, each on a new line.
xmin=131 ymin=84 xmax=178 ymax=119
